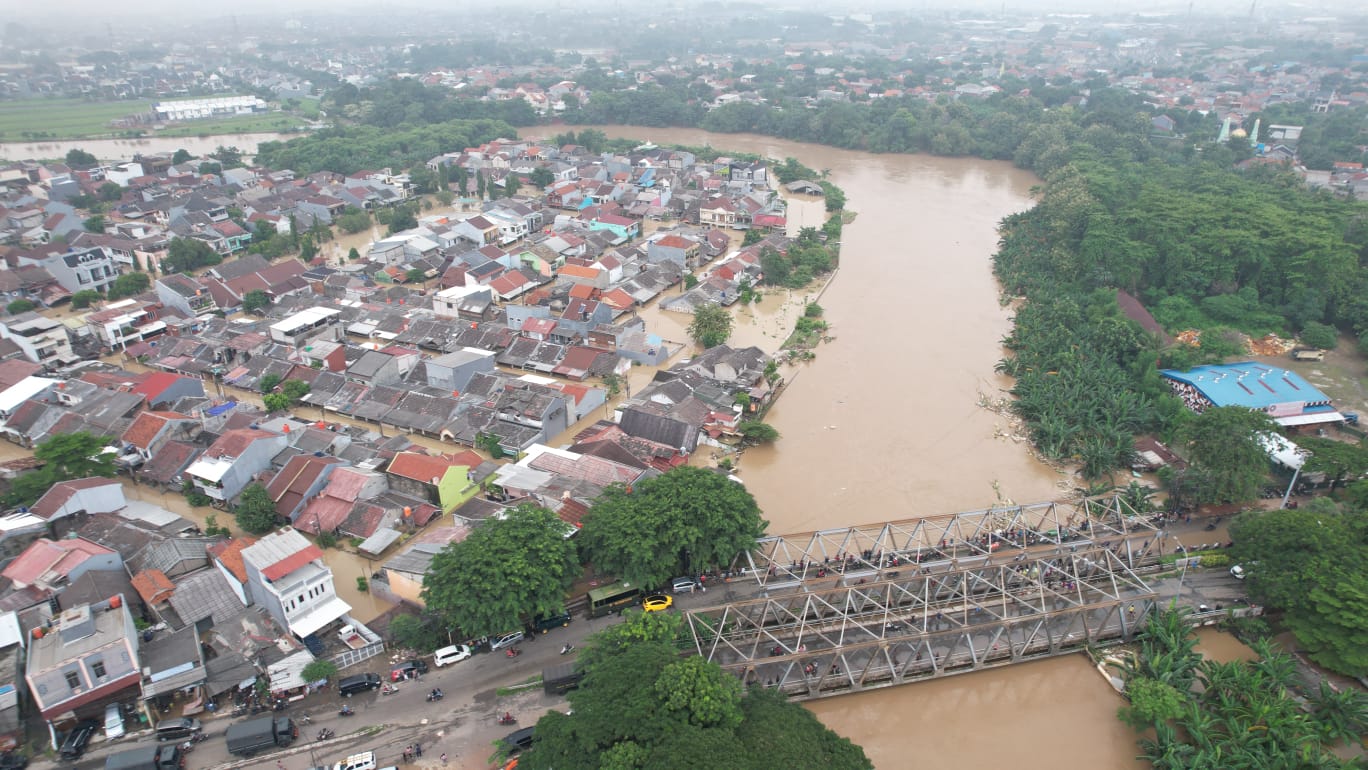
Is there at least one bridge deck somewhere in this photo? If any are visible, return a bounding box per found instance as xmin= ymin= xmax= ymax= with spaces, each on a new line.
xmin=686 ymin=496 xmax=1163 ymax=701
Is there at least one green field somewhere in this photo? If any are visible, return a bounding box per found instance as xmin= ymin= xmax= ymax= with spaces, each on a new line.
xmin=154 ymin=114 xmax=307 ymax=138
xmin=0 ymin=97 xmax=152 ymax=140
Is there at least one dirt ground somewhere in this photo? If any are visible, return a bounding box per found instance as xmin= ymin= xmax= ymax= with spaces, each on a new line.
xmin=1252 ymin=332 xmax=1368 ymax=418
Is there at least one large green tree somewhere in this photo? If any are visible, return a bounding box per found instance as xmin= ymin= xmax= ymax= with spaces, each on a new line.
xmin=1175 ymin=406 xmax=1277 ymax=504
xmin=35 ymin=431 xmax=115 ymax=480
xmin=579 ymin=466 xmax=766 ymax=589
xmin=5 ymin=432 xmax=116 ymax=508
xmin=1296 ymin=436 xmax=1368 ymax=489
xmin=421 ymin=503 xmax=578 ymax=637
xmin=519 ymin=613 xmax=871 ymax=770
xmin=234 ymin=482 xmax=280 ymax=534
xmin=106 ymin=272 xmax=150 ymax=300
xmin=242 ymin=289 xmax=272 ymax=314
xmin=1231 ymin=501 xmax=1368 ymax=676
xmin=687 ymin=303 xmax=733 ymax=349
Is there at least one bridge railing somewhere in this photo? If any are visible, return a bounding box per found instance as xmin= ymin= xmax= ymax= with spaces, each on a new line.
xmin=728 ymin=494 xmax=1167 ymax=591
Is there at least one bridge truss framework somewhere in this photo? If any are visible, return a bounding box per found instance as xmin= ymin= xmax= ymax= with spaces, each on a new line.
xmin=686 ymin=497 xmax=1164 ymax=701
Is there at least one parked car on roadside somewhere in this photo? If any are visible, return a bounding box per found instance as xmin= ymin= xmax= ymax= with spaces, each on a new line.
xmin=490 ymin=631 xmax=525 ymax=651
xmin=642 ymin=594 xmax=673 ymax=612
xmin=671 ymin=577 xmax=703 ymax=594
xmin=390 ymin=659 xmax=429 ymax=681
xmin=59 ymin=721 xmax=99 ymax=760
xmin=531 ymin=611 xmax=572 ymax=634
xmin=433 ymin=645 xmax=472 ymax=667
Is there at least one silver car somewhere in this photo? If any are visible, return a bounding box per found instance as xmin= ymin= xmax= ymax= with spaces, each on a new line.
xmin=490 ymin=630 xmax=525 ymax=651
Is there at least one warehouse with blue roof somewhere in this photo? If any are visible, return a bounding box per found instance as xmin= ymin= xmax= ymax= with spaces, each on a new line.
xmin=1160 ymin=362 xmax=1344 ymax=427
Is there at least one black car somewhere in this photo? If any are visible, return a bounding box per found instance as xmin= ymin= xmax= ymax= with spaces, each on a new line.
xmin=531 ymin=611 xmax=572 ymax=634
xmin=338 ymin=673 xmax=382 ymax=696
xmin=390 ymin=659 xmax=429 ymax=682
xmin=59 ymin=721 xmax=99 ymax=760
xmin=500 ymin=727 xmax=535 ymax=755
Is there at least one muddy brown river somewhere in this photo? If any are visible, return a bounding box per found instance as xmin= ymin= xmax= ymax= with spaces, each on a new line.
xmin=520 ymin=126 xmax=1146 ymax=769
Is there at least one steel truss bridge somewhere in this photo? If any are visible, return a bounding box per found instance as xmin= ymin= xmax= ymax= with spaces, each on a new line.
xmin=684 ymin=496 xmax=1164 ymax=701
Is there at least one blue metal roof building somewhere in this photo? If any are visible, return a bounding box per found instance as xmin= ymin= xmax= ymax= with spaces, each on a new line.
xmin=1160 ymin=361 xmax=1343 ymax=427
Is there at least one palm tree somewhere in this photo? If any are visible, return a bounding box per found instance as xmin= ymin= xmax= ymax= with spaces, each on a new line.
xmin=1308 ymin=680 xmax=1368 ymax=744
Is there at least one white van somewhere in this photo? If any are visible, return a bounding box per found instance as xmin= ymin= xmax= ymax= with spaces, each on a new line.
xmin=433 ymin=644 xmax=472 ymax=667
xmin=104 ymin=703 xmax=125 ymax=740
xmin=333 ymin=752 xmax=377 ymax=770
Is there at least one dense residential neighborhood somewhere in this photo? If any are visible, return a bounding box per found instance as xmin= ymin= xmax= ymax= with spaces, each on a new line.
xmin=0 ymin=126 xmax=795 ymax=761
xmin=2 ymin=3 xmax=1368 ymax=769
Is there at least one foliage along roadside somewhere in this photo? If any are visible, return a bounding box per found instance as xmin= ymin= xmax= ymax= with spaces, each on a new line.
xmin=1231 ymin=497 xmax=1368 ymax=677
xmin=516 ymin=611 xmax=872 ymax=770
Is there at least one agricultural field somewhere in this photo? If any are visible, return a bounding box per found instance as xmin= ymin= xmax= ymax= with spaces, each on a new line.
xmin=0 ymin=98 xmax=152 ymax=140
xmin=154 ymin=113 xmax=308 ymax=138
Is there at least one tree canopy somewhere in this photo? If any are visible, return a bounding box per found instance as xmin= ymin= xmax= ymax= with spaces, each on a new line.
xmin=242 ymin=289 xmax=272 ymax=314
xmin=1230 ymin=500 xmax=1368 ymax=676
xmin=254 ymin=120 xmax=518 ymax=176
xmin=519 ymin=612 xmax=871 ymax=770
xmin=234 ymin=482 xmax=280 ymax=534
xmin=1175 ymin=407 xmax=1277 ymax=504
xmin=4 ymin=432 xmax=114 ymax=507
xmin=106 ymin=272 xmax=150 ymax=301
xmin=687 ymin=304 xmax=733 ymax=348
xmin=421 ymin=503 xmax=579 ymax=638
xmin=579 ymin=467 xmax=766 ymax=590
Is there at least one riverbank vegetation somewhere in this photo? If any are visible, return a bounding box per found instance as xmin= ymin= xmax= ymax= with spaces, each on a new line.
xmin=254 ymin=119 xmax=518 ymax=175
xmin=538 ymin=80 xmax=1368 ymax=483
xmin=1115 ymin=607 xmax=1367 ymax=768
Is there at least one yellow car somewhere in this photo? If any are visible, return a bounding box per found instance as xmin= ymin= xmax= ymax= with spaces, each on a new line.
xmin=642 ymin=594 xmax=673 ymax=612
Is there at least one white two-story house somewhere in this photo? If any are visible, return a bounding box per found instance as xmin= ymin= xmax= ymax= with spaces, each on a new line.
xmin=240 ymin=528 xmax=351 ymax=640
xmin=26 ymin=597 xmax=140 ymax=740
xmin=184 ymin=427 xmax=287 ymax=501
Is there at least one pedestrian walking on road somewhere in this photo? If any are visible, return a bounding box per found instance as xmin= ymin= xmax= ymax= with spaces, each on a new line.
xmin=277 ymin=762 xmax=285 ymax=770
xmin=414 ymin=743 xmax=423 ymax=758
xmin=440 ymin=753 xmax=448 ymax=766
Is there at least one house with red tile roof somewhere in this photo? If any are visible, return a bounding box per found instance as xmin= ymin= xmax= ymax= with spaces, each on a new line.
xmin=185 ymin=427 xmax=288 ymax=502
xmin=240 ymin=528 xmax=350 ymax=639
xmin=119 ymin=410 xmax=199 ymax=464
xmin=130 ymin=371 xmax=204 ymax=408
xmin=267 ymin=454 xmax=346 ymax=523
xmin=297 ymin=467 xmax=388 ymax=535
xmin=2 ymin=537 xmax=121 ymax=592
xmin=385 ymin=451 xmax=484 ymax=512
xmin=130 ymin=568 xmax=175 ymax=606
xmin=29 ymin=478 xmax=125 ymax=523
xmin=207 ymin=536 xmax=257 ymax=606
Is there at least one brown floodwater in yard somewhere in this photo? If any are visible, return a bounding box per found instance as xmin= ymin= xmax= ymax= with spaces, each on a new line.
xmin=520 ymin=127 xmax=1137 ymax=770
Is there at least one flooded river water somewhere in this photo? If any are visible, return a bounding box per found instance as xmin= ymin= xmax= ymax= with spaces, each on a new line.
xmin=521 ymin=126 xmax=1139 ymax=769
xmin=0 ymin=133 xmax=292 ymax=162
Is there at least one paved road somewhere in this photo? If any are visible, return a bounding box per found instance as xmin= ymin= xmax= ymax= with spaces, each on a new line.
xmin=52 ymin=591 xmax=724 ymax=770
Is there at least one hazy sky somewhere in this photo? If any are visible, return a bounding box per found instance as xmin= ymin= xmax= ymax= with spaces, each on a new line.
xmin=6 ymin=0 xmax=1365 ymax=35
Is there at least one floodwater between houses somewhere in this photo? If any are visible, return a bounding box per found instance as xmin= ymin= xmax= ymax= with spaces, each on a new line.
xmin=528 ymin=127 xmax=1142 ymax=769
